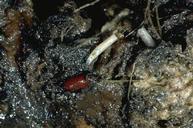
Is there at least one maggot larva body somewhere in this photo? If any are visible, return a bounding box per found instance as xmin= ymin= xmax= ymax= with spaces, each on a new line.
xmin=86 ymin=34 xmax=118 ymax=66
xmin=137 ymin=27 xmax=156 ymax=47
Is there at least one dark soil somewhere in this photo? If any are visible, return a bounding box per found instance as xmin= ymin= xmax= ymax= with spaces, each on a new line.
xmin=0 ymin=0 xmax=193 ymax=127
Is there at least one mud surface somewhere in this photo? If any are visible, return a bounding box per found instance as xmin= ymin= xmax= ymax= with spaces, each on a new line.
xmin=0 ymin=0 xmax=193 ymax=128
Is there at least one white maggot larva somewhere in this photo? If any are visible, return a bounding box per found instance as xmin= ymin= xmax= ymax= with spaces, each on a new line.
xmin=86 ymin=34 xmax=118 ymax=66
xmin=137 ymin=27 xmax=156 ymax=47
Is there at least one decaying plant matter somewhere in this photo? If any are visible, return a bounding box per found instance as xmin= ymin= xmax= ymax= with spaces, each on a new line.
xmin=0 ymin=0 xmax=193 ymax=127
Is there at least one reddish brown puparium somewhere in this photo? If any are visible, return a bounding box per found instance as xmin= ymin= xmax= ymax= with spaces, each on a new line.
xmin=64 ymin=74 xmax=89 ymax=92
